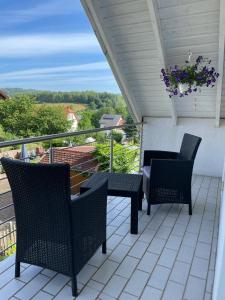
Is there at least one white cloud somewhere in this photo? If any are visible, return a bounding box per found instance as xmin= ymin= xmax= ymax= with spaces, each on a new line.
xmin=0 ymin=62 xmax=111 ymax=80
xmin=0 ymin=33 xmax=100 ymax=57
xmin=0 ymin=0 xmax=82 ymax=25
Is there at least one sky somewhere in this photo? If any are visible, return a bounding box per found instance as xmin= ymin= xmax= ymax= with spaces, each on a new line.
xmin=0 ymin=0 xmax=120 ymax=93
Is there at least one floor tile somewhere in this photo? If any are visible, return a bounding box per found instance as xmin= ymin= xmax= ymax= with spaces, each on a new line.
xmin=147 ymin=237 xmax=166 ymax=255
xmin=124 ymin=270 xmax=149 ymax=297
xmin=195 ymin=242 xmax=211 ymax=260
xmin=148 ymin=265 xmax=170 ymax=290
xmin=158 ymin=248 xmax=177 ymax=269
xmin=16 ymin=274 xmax=50 ymax=299
xmin=169 ymin=261 xmax=190 ymax=285
xmin=129 ymin=241 xmax=148 ymax=259
xmin=140 ymin=286 xmax=162 ymax=300
xmin=177 ymin=245 xmax=195 ymax=264
xmin=165 ymin=235 xmax=182 ymax=251
xmin=184 ymin=276 xmax=206 ymax=300
xmin=102 ymin=275 xmax=127 ymax=298
xmin=115 ymin=256 xmax=139 ymax=279
xmin=92 ymin=260 xmax=119 ymax=284
xmin=162 ymin=281 xmax=184 ymax=300
xmin=138 ymin=252 xmax=159 ymax=273
xmin=109 ymin=244 xmax=130 ymax=263
xmin=190 ymin=257 xmax=209 ymax=279
xmin=119 ymin=292 xmax=138 ymax=300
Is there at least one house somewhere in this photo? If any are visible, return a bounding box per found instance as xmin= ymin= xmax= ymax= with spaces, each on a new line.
xmin=100 ymin=114 xmax=124 ymax=129
xmin=0 ymin=90 xmax=9 ymax=100
xmin=65 ymin=107 xmax=79 ymax=132
xmin=99 ymin=114 xmax=125 ymax=136
xmin=41 ymin=146 xmax=99 ymax=194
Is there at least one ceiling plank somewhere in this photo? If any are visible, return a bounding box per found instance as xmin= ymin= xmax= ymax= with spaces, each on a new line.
xmin=81 ymin=0 xmax=141 ymax=123
xmin=146 ymin=0 xmax=177 ymax=125
xmin=215 ymin=0 xmax=225 ymax=127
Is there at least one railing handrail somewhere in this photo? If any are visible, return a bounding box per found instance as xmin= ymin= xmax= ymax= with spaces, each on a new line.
xmin=0 ymin=122 xmax=143 ymax=148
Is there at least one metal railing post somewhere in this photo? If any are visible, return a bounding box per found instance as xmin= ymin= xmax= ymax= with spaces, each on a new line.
xmin=49 ymin=140 xmax=54 ymax=163
xmin=110 ymin=130 xmax=114 ymax=172
xmin=139 ymin=123 xmax=144 ymax=173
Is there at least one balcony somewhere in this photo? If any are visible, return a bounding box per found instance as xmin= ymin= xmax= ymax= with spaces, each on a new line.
xmin=0 ymin=124 xmax=221 ymax=299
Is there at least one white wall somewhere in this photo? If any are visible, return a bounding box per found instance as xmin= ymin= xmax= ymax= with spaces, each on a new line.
xmin=143 ymin=117 xmax=225 ymax=177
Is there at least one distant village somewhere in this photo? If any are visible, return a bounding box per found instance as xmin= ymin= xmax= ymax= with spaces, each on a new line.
xmin=0 ymin=90 xmax=128 ymax=183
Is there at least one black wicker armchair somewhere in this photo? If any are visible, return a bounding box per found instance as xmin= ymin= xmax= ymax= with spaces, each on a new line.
xmin=142 ymin=133 xmax=202 ymax=215
xmin=1 ymin=157 xmax=108 ymax=297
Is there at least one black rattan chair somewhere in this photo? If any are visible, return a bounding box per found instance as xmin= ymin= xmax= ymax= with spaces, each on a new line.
xmin=1 ymin=157 xmax=108 ymax=297
xmin=142 ymin=133 xmax=202 ymax=215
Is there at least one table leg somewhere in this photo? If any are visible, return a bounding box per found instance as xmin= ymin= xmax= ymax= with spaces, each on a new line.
xmin=131 ymin=193 xmax=138 ymax=234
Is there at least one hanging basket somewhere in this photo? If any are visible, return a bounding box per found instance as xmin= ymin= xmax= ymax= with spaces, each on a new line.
xmin=161 ymin=56 xmax=219 ymax=98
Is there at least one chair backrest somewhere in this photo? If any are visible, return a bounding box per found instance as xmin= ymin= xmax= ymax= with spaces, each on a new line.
xmin=1 ymin=157 xmax=73 ymax=274
xmin=178 ymin=133 xmax=202 ymax=161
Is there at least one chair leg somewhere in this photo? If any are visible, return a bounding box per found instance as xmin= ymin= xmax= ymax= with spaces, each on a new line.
xmin=189 ymin=203 xmax=192 ymax=215
xmin=102 ymin=241 xmax=106 ymax=254
xmin=72 ymin=276 xmax=78 ymax=297
xmin=15 ymin=261 xmax=20 ymax=277
xmin=147 ymin=202 xmax=151 ymax=215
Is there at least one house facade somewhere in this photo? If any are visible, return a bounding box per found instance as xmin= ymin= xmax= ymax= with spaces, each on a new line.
xmin=66 ymin=107 xmax=79 ymax=132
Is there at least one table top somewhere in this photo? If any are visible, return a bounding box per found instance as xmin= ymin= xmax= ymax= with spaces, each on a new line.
xmin=81 ymin=172 xmax=142 ymax=194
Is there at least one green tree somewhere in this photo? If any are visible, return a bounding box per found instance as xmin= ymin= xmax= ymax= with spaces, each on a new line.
xmin=94 ymin=142 xmax=138 ymax=173
xmin=34 ymin=105 xmax=70 ymax=135
xmin=112 ymin=131 xmax=123 ymax=143
xmin=124 ymin=115 xmax=138 ymax=139
xmin=0 ymin=95 xmax=36 ymax=138
xmin=78 ymin=110 xmax=94 ymax=130
xmin=0 ymin=96 xmax=70 ymax=139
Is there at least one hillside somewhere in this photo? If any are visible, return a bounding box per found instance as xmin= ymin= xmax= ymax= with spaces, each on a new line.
xmin=2 ymin=88 xmax=128 ymax=116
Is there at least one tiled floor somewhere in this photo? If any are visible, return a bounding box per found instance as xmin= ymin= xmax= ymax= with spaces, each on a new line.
xmin=0 ymin=175 xmax=221 ymax=300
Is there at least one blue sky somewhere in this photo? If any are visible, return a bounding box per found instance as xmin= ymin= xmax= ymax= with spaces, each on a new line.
xmin=0 ymin=0 xmax=120 ymax=93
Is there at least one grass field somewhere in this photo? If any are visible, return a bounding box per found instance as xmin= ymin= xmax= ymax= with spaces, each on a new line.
xmin=36 ymin=103 xmax=87 ymax=112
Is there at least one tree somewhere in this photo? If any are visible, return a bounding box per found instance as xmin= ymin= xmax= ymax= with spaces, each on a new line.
xmin=78 ymin=110 xmax=94 ymax=130
xmin=112 ymin=131 xmax=123 ymax=143
xmin=94 ymin=142 xmax=138 ymax=173
xmin=34 ymin=105 xmax=70 ymax=135
xmin=124 ymin=115 xmax=138 ymax=139
xmin=0 ymin=96 xmax=70 ymax=139
xmin=0 ymin=95 xmax=36 ymax=138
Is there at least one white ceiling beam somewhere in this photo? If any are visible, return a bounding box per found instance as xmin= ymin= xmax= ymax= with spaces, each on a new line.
xmin=215 ymin=0 xmax=225 ymax=127
xmin=146 ymin=0 xmax=177 ymax=125
xmin=81 ymin=0 xmax=141 ymax=123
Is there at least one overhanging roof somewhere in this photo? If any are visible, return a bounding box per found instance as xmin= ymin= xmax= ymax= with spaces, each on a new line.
xmin=82 ymin=0 xmax=225 ymax=126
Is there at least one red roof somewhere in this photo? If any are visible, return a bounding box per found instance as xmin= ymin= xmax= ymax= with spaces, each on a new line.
xmin=40 ymin=146 xmax=98 ymax=172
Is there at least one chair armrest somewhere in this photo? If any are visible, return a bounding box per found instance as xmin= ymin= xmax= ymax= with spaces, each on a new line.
xmin=143 ymin=150 xmax=178 ymax=166
xmin=70 ymin=179 xmax=108 ymax=273
xmin=150 ymin=159 xmax=193 ymax=189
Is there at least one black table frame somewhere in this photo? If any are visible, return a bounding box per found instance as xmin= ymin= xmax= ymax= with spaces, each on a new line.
xmin=80 ymin=172 xmax=143 ymax=234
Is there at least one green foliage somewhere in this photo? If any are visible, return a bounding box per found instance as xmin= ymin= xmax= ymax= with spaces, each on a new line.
xmin=6 ymin=89 xmax=128 ymax=113
xmin=112 ymin=131 xmax=123 ymax=144
xmin=95 ymin=142 xmax=138 ymax=173
xmin=0 ymin=243 xmax=16 ymax=262
xmin=0 ymin=96 xmax=70 ymax=139
xmin=34 ymin=105 xmax=70 ymax=135
xmin=124 ymin=115 xmax=138 ymax=139
xmin=78 ymin=110 xmax=94 ymax=130
xmin=0 ymin=95 xmax=36 ymax=138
